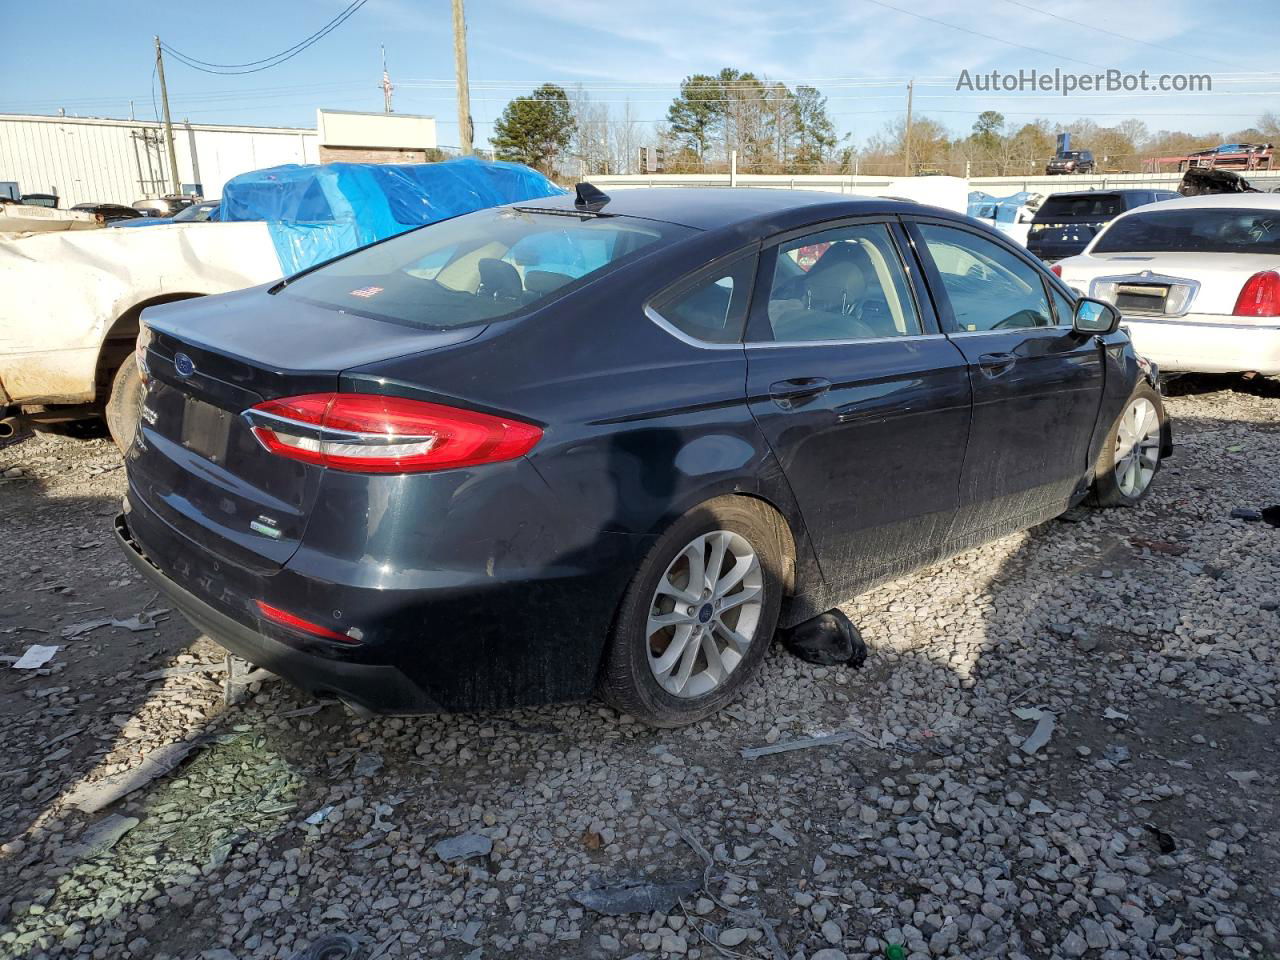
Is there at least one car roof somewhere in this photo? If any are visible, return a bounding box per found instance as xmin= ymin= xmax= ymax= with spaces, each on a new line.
xmin=518 ymin=187 xmax=941 ymax=231
xmin=1042 ymin=189 xmax=1155 ymax=199
xmin=1117 ymin=192 xmax=1280 ymax=213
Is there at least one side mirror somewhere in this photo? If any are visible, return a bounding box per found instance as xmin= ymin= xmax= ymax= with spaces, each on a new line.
xmin=1073 ymin=297 xmax=1121 ymax=335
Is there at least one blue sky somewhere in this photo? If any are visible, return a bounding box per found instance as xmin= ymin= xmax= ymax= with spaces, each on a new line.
xmin=2 ymin=0 xmax=1276 ymax=148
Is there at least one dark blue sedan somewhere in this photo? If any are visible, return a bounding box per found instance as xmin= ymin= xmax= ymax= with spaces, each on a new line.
xmin=115 ymin=188 xmax=1170 ymax=726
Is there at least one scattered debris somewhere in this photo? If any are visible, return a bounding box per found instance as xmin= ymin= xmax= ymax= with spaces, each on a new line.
xmin=63 ymin=737 xmax=207 ymax=813
xmin=1226 ymin=770 xmax=1261 ymax=786
xmin=223 ymin=653 xmax=275 ymax=706
xmin=1012 ymin=706 xmax=1045 ymax=721
xmin=778 ymin=609 xmax=868 ymax=667
xmin=305 ymin=805 xmax=335 ymax=826
xmin=1130 ymin=537 xmax=1189 ymax=556
xmin=76 ymin=813 xmax=140 ymax=856
xmin=1103 ymin=744 xmax=1132 ymax=764
xmin=1020 ymin=712 xmax=1057 ymax=755
xmin=1102 ymin=707 xmax=1130 ymax=722
xmin=60 ymin=609 xmax=170 ymax=639
xmin=741 ymin=730 xmax=860 ymax=760
xmin=288 ymin=933 xmax=360 ymax=960
xmin=433 ymin=833 xmax=492 ymax=863
xmin=1145 ymin=823 xmax=1177 ymax=854
xmin=352 ymin=752 xmax=384 ymax=778
xmin=572 ymin=876 xmax=703 ymax=916
xmin=12 ymin=644 xmax=59 ymax=669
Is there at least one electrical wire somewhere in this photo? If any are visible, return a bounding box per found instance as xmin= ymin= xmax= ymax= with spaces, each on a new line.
xmin=852 ymin=0 xmax=1104 ymax=69
xmin=161 ymin=0 xmax=366 ymax=75
xmin=994 ymin=0 xmax=1234 ymax=68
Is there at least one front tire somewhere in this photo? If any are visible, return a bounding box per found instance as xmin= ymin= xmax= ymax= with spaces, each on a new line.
xmin=1088 ymin=382 xmax=1166 ymax=507
xmin=105 ymin=360 xmax=143 ymax=452
xmin=599 ymin=497 xmax=787 ymax=727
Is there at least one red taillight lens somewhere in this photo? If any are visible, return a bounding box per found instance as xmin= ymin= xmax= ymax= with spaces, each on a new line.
xmin=247 ymin=393 xmax=542 ymax=474
xmin=1050 ymin=264 xmax=1063 ymax=277
xmin=255 ymin=600 xmax=358 ymax=644
xmin=1233 ymin=270 xmax=1280 ymax=317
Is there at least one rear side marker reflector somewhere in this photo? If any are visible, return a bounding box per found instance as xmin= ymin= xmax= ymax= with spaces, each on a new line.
xmin=246 ymin=393 xmax=542 ymax=474
xmin=255 ymin=600 xmax=359 ymax=644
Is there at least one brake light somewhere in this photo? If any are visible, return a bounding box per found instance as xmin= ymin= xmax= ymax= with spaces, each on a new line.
xmin=1233 ymin=270 xmax=1280 ymax=317
xmin=1051 ymin=264 xmax=1063 ymax=277
xmin=255 ymin=600 xmax=358 ymax=644
xmin=247 ymin=393 xmax=542 ymax=473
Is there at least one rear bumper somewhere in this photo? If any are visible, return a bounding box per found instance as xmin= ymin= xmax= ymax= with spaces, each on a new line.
xmin=115 ymin=511 xmax=438 ymax=713
xmin=1122 ymin=315 xmax=1280 ymax=375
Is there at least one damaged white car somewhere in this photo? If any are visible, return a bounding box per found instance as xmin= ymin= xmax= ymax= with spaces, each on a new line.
xmin=0 ymin=158 xmax=564 ymax=448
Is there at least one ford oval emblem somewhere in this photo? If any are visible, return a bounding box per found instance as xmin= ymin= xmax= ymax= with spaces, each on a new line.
xmin=174 ymin=352 xmax=195 ymax=377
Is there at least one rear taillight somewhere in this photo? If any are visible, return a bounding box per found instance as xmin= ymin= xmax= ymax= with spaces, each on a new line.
xmin=246 ymin=393 xmax=542 ymax=474
xmin=1233 ymin=270 xmax=1280 ymax=317
xmin=255 ymin=600 xmax=359 ymax=644
xmin=1050 ymin=264 xmax=1063 ymax=277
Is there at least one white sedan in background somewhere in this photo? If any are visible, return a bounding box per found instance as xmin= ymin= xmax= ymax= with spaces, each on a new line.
xmin=1055 ymin=193 xmax=1280 ymax=375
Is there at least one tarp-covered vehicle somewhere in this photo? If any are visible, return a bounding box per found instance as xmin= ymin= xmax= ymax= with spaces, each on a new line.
xmin=0 ymin=159 xmax=563 ymax=448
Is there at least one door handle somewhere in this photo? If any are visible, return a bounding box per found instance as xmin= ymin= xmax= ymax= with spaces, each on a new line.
xmin=978 ymin=352 xmax=1016 ymax=377
xmin=769 ymin=377 xmax=831 ymax=409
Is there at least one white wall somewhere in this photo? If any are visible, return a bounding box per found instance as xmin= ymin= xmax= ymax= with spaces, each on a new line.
xmin=317 ymin=110 xmax=437 ymax=150
xmin=0 ymin=114 xmax=318 ymax=208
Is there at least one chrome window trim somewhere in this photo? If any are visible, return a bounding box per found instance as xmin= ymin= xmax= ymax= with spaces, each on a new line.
xmin=642 ymin=304 xmax=745 ymax=351
xmin=745 ymin=332 xmax=947 ymax=349
xmin=1088 ymin=272 xmax=1201 ymax=318
xmin=946 ymin=324 xmax=1071 ymax=338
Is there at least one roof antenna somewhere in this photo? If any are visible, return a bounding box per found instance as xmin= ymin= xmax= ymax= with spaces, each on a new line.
xmin=574 ymin=182 xmax=610 ymax=211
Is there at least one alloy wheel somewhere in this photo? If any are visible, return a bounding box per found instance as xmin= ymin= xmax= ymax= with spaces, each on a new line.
xmin=1114 ymin=396 xmax=1161 ymax=498
xmin=646 ymin=530 xmax=764 ymax=698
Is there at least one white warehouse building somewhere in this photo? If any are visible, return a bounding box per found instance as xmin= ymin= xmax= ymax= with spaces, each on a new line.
xmin=0 ymin=109 xmax=438 ymax=209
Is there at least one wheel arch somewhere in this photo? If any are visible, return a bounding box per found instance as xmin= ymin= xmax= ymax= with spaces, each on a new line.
xmin=94 ymin=292 xmax=206 ymax=400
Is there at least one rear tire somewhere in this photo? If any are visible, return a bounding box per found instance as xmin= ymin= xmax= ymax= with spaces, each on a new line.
xmin=599 ymin=497 xmax=787 ymax=727
xmin=105 ymin=360 xmax=143 ymax=452
xmin=1088 ymin=382 xmax=1166 ymax=507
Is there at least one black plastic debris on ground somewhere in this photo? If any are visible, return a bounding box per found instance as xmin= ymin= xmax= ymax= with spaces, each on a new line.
xmin=573 ymin=876 xmax=702 ymax=916
xmin=779 ymin=609 xmax=868 ymax=667
xmin=1145 ymin=823 xmax=1177 ymax=854
xmin=289 ymin=933 xmax=361 ymax=960
xmin=1231 ymin=505 xmax=1280 ymax=526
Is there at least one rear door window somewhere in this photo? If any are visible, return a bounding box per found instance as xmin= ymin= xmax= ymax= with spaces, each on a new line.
xmin=757 ymin=223 xmax=922 ymax=342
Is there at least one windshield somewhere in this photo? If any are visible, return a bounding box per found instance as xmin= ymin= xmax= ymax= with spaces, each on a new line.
xmin=1038 ymin=194 xmax=1123 ymax=219
xmin=282 ymin=205 xmax=692 ymax=329
xmin=1093 ymin=207 xmax=1280 ymax=254
xmin=173 ymin=201 xmax=219 ymax=222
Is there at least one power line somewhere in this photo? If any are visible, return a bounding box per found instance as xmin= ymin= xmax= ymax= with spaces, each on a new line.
xmin=994 ymin=0 xmax=1234 ymax=68
xmin=853 ymin=0 xmax=1104 ymax=68
xmin=161 ymin=1 xmax=367 ymax=75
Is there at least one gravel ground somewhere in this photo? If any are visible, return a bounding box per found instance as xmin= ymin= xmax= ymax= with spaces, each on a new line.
xmin=1 ymin=377 xmax=1277 ymax=960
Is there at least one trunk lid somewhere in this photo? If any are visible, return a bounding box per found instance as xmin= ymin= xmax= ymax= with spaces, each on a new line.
xmin=1057 ymin=251 xmax=1280 ymax=316
xmin=130 ymin=286 xmax=484 ymax=570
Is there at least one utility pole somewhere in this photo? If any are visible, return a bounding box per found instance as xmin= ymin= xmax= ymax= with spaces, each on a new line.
xmin=380 ymin=45 xmax=393 ymax=114
xmin=154 ymin=37 xmax=180 ymax=194
xmin=451 ymin=0 xmax=473 ymax=154
xmin=904 ymin=78 xmax=914 ymax=178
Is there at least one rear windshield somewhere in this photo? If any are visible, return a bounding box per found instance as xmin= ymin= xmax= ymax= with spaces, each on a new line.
xmin=281 ymin=206 xmax=691 ymax=329
xmin=1038 ymin=194 xmax=1124 ymax=219
xmin=1093 ymin=207 xmax=1280 ymax=254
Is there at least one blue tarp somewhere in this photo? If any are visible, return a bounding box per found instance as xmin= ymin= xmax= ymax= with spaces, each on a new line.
xmin=968 ymin=190 xmax=1034 ymax=224
xmin=220 ymin=157 xmax=565 ymax=275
